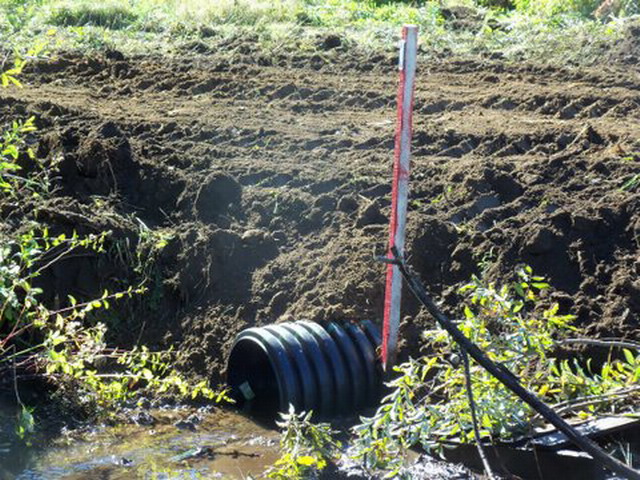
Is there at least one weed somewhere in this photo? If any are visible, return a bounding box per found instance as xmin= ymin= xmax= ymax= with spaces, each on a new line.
xmin=0 ymin=1 xmax=42 ymax=34
xmin=0 ymin=116 xmax=61 ymax=199
xmin=133 ymin=221 xmax=174 ymax=312
xmin=0 ymin=228 xmax=231 ymax=432
xmin=476 ymin=246 xmax=497 ymax=273
xmin=0 ymin=117 xmax=37 ymax=190
xmin=620 ymin=173 xmax=640 ymax=192
xmin=135 ymin=219 xmax=173 ymax=275
xmin=1 ymin=41 xmax=47 ymax=88
xmin=266 ymin=405 xmax=340 ymax=480
xmin=514 ymin=0 xmax=601 ymax=16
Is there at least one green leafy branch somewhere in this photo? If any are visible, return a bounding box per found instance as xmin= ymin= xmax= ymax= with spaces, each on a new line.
xmin=1 ymin=41 xmax=47 ymax=88
xmin=1 ymin=43 xmax=59 ymax=200
xmin=266 ymin=406 xmax=340 ymax=480
xmin=350 ymin=266 xmax=640 ymax=477
xmin=0 ymin=116 xmax=60 ymax=199
xmin=1 ymin=228 xmax=230 ymax=440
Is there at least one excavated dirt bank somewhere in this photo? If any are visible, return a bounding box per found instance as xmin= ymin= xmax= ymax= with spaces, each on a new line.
xmin=1 ymin=36 xmax=638 ymax=383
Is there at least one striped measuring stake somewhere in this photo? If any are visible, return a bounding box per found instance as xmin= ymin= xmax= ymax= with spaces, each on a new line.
xmin=382 ymin=25 xmax=418 ymax=370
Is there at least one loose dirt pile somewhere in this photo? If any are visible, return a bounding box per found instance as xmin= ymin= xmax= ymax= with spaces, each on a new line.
xmin=609 ymin=18 xmax=640 ymax=64
xmin=2 ymin=36 xmax=638 ymax=381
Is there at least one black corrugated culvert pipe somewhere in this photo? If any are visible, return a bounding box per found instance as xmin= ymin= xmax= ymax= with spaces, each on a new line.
xmin=226 ymin=320 xmax=382 ymax=419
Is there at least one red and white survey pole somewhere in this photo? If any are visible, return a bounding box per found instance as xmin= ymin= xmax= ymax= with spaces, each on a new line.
xmin=382 ymin=25 xmax=418 ymax=371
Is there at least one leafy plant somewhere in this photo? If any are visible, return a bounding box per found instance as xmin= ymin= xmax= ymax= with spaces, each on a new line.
xmin=1 ymin=43 xmax=59 ymax=201
xmin=267 ymin=405 xmax=340 ymax=480
xmin=134 ymin=220 xmax=173 ymax=277
xmin=0 ymin=48 xmax=230 ymax=429
xmin=0 ymin=116 xmax=60 ymax=199
xmin=0 ymin=230 xmax=107 ymax=336
xmin=0 ymin=1 xmax=43 ymax=35
xmin=1 ymin=41 xmax=47 ymax=88
xmin=15 ymin=405 xmax=35 ymax=444
xmin=0 ymin=227 xmax=231 ymax=441
xmin=350 ymin=266 xmax=640 ymax=476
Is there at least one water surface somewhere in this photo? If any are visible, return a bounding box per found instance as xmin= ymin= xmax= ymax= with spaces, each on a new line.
xmin=0 ymin=400 xmax=280 ymax=480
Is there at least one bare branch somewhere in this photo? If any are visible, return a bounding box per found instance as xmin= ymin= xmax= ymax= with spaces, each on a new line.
xmin=559 ymin=338 xmax=640 ymax=350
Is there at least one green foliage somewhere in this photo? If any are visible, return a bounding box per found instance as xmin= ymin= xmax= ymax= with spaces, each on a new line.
xmin=267 ymin=406 xmax=340 ymax=480
xmin=0 ymin=228 xmax=231 ymax=426
xmin=513 ymin=0 xmax=601 ymax=17
xmin=1 ymin=41 xmax=47 ymax=88
xmin=508 ymin=0 xmax=637 ymax=17
xmin=301 ymin=0 xmax=443 ymax=30
xmin=0 ymin=230 xmax=107 ymax=335
xmin=620 ymin=173 xmax=640 ymax=192
xmin=49 ymin=4 xmax=139 ymax=30
xmin=0 ymin=49 xmax=229 ymax=430
xmin=0 ymin=0 xmax=633 ymax=65
xmin=0 ymin=116 xmax=60 ymax=199
xmin=0 ymin=43 xmax=58 ymax=201
xmin=135 ymin=223 xmax=173 ymax=276
xmin=0 ymin=117 xmax=37 ymax=191
xmin=350 ymin=267 xmax=640 ymax=476
xmin=15 ymin=405 xmax=35 ymax=444
xmin=0 ymin=0 xmax=42 ymax=34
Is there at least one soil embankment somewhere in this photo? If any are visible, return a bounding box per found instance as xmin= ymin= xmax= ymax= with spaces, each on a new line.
xmin=1 ymin=37 xmax=638 ymax=380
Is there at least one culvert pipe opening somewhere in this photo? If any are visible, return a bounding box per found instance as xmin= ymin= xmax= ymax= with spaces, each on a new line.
xmin=226 ymin=321 xmax=381 ymax=419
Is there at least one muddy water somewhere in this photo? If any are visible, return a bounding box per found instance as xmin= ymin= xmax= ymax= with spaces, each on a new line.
xmin=0 ymin=400 xmax=280 ymax=480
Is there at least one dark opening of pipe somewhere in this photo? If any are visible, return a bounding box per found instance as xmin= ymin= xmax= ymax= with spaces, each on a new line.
xmin=227 ymin=338 xmax=280 ymax=417
xmin=225 ymin=321 xmax=381 ymax=419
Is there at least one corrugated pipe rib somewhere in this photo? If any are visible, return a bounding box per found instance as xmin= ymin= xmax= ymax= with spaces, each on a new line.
xmin=226 ymin=321 xmax=382 ymax=418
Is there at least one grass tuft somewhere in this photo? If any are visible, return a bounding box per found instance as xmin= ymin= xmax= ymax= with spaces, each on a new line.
xmin=49 ymin=3 xmax=139 ymax=30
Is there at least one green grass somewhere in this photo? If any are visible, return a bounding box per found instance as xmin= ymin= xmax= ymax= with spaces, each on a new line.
xmin=49 ymin=4 xmax=140 ymax=30
xmin=0 ymin=0 xmax=635 ymax=65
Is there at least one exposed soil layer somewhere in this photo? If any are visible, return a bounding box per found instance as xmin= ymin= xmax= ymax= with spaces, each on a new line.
xmin=1 ymin=39 xmax=639 ymax=382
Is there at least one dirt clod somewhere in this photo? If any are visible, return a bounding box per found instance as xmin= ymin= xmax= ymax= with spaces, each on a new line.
xmin=193 ymin=173 xmax=242 ymax=224
xmin=320 ymin=34 xmax=342 ymax=50
xmin=356 ymin=201 xmax=387 ymax=227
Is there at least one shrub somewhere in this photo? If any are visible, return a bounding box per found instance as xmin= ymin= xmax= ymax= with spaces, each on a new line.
xmin=49 ymin=4 xmax=139 ymax=30
xmin=349 ymin=266 xmax=640 ymax=477
xmin=0 ymin=61 xmax=230 ymax=439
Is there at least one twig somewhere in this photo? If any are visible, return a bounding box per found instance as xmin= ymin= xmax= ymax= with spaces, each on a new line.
xmin=0 ymin=343 xmax=44 ymax=365
xmin=552 ymin=386 xmax=640 ymax=416
xmin=12 ymin=347 xmax=23 ymax=407
xmin=461 ymin=348 xmax=496 ymax=480
xmin=34 ymin=244 xmax=82 ymax=275
xmin=48 ymin=288 xmax=142 ymax=316
xmin=559 ymin=338 xmax=640 ymax=350
xmin=388 ymin=247 xmax=640 ymax=480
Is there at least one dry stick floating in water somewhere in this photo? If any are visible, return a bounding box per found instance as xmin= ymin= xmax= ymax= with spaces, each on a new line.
xmin=385 ymin=246 xmax=640 ymax=480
